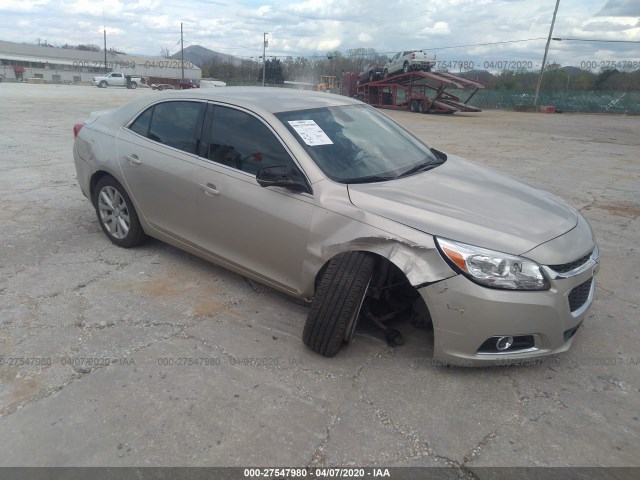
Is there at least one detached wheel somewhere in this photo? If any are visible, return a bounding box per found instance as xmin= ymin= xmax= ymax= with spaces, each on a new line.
xmin=303 ymin=252 xmax=375 ymax=357
xmin=93 ymin=176 xmax=145 ymax=248
xmin=99 ymin=80 xmax=107 ymax=88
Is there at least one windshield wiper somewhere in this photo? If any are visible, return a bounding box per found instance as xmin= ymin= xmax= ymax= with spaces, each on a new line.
xmin=343 ymin=175 xmax=395 ymax=184
xmin=397 ymin=159 xmax=444 ymax=178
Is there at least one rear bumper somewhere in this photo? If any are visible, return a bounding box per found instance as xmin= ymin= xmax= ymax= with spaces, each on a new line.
xmin=418 ymin=257 xmax=598 ymax=366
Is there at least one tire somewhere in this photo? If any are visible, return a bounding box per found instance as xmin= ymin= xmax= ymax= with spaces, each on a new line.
xmin=303 ymin=252 xmax=375 ymax=357
xmin=418 ymin=101 xmax=426 ymax=113
xmin=369 ymin=72 xmax=374 ymax=83
xmin=131 ymin=81 xmax=137 ymax=89
xmin=157 ymin=85 xmax=163 ymax=91
xmin=403 ymin=61 xmax=409 ymax=73
xmin=93 ymin=176 xmax=146 ymax=248
xmin=410 ymin=100 xmax=418 ymax=112
xmin=99 ymin=80 xmax=107 ymax=88
xmin=383 ymin=69 xmax=389 ymax=79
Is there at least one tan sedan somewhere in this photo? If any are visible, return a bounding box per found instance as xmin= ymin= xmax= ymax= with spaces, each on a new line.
xmin=73 ymin=88 xmax=599 ymax=366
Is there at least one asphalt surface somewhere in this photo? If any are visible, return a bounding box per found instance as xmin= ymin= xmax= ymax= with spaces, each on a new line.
xmin=0 ymin=83 xmax=638 ymax=472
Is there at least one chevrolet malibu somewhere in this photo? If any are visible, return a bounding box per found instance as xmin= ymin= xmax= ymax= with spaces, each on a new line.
xmin=72 ymin=87 xmax=599 ymax=366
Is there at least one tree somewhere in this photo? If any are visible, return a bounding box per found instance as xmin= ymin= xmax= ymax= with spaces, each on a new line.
xmin=201 ymin=58 xmax=216 ymax=78
xmin=264 ymin=59 xmax=284 ymax=84
xmin=160 ymin=47 xmax=171 ymax=59
xmin=77 ymin=44 xmax=101 ymax=52
xmin=594 ymin=69 xmax=619 ymax=91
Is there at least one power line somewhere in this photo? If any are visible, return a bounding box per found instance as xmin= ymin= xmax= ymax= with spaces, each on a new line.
xmin=421 ymin=37 xmax=547 ymax=51
xmin=552 ymin=37 xmax=640 ymax=44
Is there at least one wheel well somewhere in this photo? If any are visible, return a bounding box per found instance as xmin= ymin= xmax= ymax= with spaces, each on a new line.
xmin=89 ymin=171 xmax=112 ymax=200
xmin=314 ymin=252 xmax=433 ymax=330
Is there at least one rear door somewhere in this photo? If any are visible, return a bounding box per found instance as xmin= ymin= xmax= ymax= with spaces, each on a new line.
xmin=116 ymin=100 xmax=205 ymax=241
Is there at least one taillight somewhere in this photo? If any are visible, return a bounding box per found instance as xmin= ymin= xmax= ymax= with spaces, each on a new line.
xmin=73 ymin=123 xmax=84 ymax=138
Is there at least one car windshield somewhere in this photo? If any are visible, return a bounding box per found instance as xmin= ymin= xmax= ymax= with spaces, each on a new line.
xmin=276 ymin=104 xmax=444 ymax=184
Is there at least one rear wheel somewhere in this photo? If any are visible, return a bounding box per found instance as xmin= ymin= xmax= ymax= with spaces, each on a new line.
xmin=403 ymin=61 xmax=409 ymax=73
xmin=130 ymin=81 xmax=137 ymax=89
xmin=303 ymin=252 xmax=375 ymax=357
xmin=383 ymin=68 xmax=389 ymax=79
xmin=418 ymin=101 xmax=426 ymax=113
xmin=410 ymin=100 xmax=418 ymax=112
xmin=93 ymin=176 xmax=146 ymax=248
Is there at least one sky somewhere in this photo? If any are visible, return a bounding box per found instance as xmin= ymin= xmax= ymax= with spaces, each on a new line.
xmin=1 ymin=0 xmax=639 ymax=71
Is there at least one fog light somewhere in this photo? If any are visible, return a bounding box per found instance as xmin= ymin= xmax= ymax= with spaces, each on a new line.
xmin=496 ymin=336 xmax=514 ymax=351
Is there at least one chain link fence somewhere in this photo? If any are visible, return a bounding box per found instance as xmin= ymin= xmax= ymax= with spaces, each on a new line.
xmin=471 ymin=90 xmax=640 ymax=115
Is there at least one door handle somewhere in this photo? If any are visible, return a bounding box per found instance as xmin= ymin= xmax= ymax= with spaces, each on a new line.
xmin=199 ymin=183 xmax=220 ymax=196
xmin=125 ymin=154 xmax=141 ymax=166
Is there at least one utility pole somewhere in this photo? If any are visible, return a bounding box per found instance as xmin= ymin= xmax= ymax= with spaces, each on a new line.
xmin=103 ymin=29 xmax=108 ymax=73
xmin=262 ymin=32 xmax=268 ymax=87
xmin=534 ymin=0 xmax=560 ymax=106
xmin=181 ymin=22 xmax=184 ymax=80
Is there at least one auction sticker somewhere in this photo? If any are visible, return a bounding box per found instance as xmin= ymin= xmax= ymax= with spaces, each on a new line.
xmin=288 ymin=120 xmax=333 ymax=146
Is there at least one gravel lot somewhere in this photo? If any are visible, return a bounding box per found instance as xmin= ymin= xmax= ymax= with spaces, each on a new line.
xmin=0 ymin=83 xmax=639 ymax=472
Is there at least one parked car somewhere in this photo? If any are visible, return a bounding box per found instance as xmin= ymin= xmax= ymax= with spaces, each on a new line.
xmin=384 ymin=50 xmax=437 ymax=77
xmin=73 ymin=88 xmax=599 ymax=366
xmin=179 ymin=79 xmax=200 ymax=89
xmin=358 ymin=63 xmax=385 ymax=84
xmin=150 ymin=83 xmax=175 ymax=91
xmin=200 ymin=79 xmax=227 ymax=88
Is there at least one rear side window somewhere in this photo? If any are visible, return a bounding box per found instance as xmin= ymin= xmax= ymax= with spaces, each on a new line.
xmin=129 ymin=101 xmax=204 ymax=154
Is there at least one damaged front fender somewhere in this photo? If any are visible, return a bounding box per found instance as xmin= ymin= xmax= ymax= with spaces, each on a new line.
xmin=321 ymin=236 xmax=456 ymax=288
xmin=297 ymin=184 xmax=456 ymax=297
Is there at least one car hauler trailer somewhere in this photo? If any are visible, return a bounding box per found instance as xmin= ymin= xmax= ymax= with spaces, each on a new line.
xmin=343 ymin=70 xmax=484 ymax=114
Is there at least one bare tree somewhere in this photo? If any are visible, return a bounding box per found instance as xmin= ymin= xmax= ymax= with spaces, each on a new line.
xmin=160 ymin=47 xmax=171 ymax=59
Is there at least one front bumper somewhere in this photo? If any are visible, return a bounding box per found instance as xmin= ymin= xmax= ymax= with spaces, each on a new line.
xmin=419 ymin=255 xmax=599 ymax=366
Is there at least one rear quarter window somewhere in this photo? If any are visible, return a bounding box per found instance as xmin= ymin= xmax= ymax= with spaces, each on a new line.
xmin=128 ymin=101 xmax=204 ymax=154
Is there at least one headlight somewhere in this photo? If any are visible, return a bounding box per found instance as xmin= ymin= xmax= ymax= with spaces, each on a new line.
xmin=436 ymin=238 xmax=550 ymax=290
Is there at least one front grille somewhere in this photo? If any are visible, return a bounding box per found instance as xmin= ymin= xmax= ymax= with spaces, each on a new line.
xmin=549 ymin=251 xmax=592 ymax=274
xmin=568 ymin=278 xmax=593 ymax=312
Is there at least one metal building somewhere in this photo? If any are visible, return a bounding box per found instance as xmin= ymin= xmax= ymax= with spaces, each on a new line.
xmin=0 ymin=40 xmax=201 ymax=84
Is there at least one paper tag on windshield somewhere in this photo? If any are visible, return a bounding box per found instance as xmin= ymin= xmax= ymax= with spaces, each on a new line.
xmin=288 ymin=120 xmax=333 ymax=146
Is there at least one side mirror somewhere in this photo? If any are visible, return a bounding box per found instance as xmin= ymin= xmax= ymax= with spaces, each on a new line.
xmin=256 ymin=166 xmax=311 ymax=194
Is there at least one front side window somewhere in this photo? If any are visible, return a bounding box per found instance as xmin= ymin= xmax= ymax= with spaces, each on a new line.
xmin=276 ymin=104 xmax=443 ymax=184
xmin=128 ymin=101 xmax=204 ymax=154
xmin=205 ymin=106 xmax=298 ymax=176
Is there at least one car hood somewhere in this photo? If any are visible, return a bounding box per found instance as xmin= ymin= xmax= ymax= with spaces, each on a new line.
xmin=348 ymin=155 xmax=578 ymax=255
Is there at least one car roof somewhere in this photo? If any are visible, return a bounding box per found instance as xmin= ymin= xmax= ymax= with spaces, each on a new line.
xmin=98 ymin=87 xmax=368 ymax=130
xmin=147 ymin=87 xmax=360 ymax=114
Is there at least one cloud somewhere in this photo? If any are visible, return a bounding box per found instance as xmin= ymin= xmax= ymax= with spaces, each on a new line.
xmin=596 ymin=0 xmax=640 ymax=17
xmin=0 ymin=0 xmax=638 ymax=67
